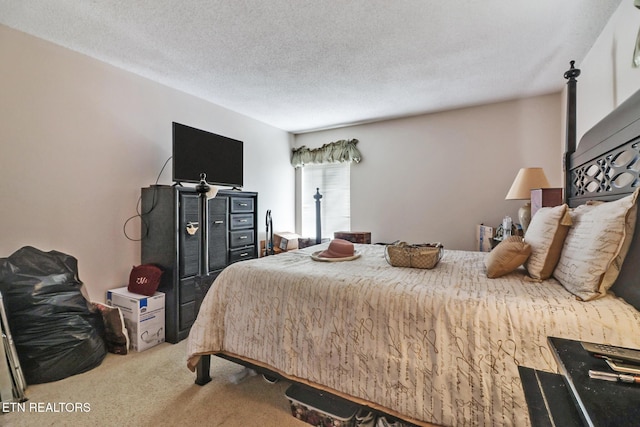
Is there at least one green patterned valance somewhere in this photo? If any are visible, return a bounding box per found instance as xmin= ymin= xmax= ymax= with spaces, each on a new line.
xmin=291 ymin=139 xmax=362 ymax=168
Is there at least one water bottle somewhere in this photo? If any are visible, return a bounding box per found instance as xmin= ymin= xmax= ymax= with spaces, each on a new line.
xmin=503 ymin=216 xmax=512 ymax=238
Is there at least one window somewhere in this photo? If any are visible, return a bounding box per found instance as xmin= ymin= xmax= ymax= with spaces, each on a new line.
xmin=301 ymin=162 xmax=350 ymax=239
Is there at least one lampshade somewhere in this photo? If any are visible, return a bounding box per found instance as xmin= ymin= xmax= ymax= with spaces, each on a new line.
xmin=505 ymin=168 xmax=551 ymax=200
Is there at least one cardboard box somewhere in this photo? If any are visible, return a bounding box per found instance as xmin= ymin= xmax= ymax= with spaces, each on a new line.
xmin=106 ymin=287 xmax=165 ymax=352
xmin=531 ymin=188 xmax=563 ymax=219
xmin=273 ymin=232 xmax=300 ymax=251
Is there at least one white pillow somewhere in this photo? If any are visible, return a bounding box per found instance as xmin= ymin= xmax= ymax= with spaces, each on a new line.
xmin=553 ymin=189 xmax=639 ymax=300
xmin=524 ymin=204 xmax=572 ymax=280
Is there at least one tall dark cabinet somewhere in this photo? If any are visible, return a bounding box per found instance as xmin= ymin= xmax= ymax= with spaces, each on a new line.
xmin=141 ymin=185 xmax=258 ymax=343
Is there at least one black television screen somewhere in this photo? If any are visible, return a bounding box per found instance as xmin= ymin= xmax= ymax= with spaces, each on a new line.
xmin=172 ymin=122 xmax=243 ymax=187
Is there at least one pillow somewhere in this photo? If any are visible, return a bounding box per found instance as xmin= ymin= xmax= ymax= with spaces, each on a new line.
xmin=553 ymin=189 xmax=639 ymax=300
xmin=523 ymin=204 xmax=572 ymax=280
xmin=485 ymin=236 xmax=531 ymax=278
xmin=128 ymin=264 xmax=163 ymax=296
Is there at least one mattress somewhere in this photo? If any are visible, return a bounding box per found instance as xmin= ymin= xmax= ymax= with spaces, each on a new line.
xmin=187 ymin=243 xmax=640 ymax=426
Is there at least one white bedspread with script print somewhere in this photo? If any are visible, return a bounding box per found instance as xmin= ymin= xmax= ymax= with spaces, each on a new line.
xmin=187 ymin=244 xmax=640 ymax=427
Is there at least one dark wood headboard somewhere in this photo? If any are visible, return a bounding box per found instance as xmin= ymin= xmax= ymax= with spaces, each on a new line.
xmin=564 ymin=63 xmax=640 ymax=310
xmin=565 ymin=76 xmax=640 ymax=206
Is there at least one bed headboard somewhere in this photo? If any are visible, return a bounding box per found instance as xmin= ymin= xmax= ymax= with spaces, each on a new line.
xmin=564 ymin=63 xmax=640 ymax=310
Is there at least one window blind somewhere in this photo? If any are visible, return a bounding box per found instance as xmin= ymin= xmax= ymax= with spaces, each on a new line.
xmin=301 ymin=162 xmax=351 ymax=239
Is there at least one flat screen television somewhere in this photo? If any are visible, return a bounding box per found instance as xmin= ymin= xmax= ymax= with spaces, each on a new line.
xmin=172 ymin=122 xmax=243 ymax=188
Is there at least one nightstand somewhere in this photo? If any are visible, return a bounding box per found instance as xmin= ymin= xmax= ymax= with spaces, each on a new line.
xmin=519 ymin=337 xmax=640 ymax=426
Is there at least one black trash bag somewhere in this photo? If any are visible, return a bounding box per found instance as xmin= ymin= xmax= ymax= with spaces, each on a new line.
xmin=0 ymin=246 xmax=107 ymax=384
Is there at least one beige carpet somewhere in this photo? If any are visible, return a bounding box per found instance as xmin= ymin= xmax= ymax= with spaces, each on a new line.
xmin=1 ymin=340 xmax=308 ymax=426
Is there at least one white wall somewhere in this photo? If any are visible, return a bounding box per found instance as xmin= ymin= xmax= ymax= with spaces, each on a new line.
xmin=575 ymin=1 xmax=640 ymax=139
xmin=0 ymin=25 xmax=295 ymax=302
xmin=3 ymin=0 xmax=632 ymax=301
xmin=295 ymin=93 xmax=563 ymax=250
xmin=295 ymin=1 xmax=640 ymax=252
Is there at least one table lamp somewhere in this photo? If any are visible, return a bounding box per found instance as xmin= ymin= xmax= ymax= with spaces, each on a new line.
xmin=505 ymin=167 xmax=551 ymax=232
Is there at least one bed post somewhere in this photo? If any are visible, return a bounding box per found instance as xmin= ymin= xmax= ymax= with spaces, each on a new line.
xmin=563 ymin=60 xmax=580 ymax=204
xmin=314 ymin=188 xmax=322 ymax=244
xmin=194 ymin=173 xmax=213 ymax=386
xmin=196 ymin=355 xmax=212 ymax=385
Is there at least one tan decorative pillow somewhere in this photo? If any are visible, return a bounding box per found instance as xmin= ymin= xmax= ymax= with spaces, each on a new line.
xmin=485 ymin=236 xmax=531 ymax=278
xmin=524 ymin=204 xmax=572 ymax=280
xmin=553 ymin=189 xmax=639 ymax=300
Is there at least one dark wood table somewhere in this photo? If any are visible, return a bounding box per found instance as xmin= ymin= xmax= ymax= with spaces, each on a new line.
xmin=519 ymin=337 xmax=640 ymax=427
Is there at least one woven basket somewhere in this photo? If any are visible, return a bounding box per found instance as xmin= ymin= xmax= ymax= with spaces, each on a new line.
xmin=384 ymin=242 xmax=444 ymax=269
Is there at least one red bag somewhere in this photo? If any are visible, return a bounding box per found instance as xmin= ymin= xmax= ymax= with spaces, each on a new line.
xmin=127 ymin=264 xmax=163 ymax=296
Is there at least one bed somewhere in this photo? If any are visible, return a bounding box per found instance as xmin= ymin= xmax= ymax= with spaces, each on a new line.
xmin=186 ymin=65 xmax=640 ymax=427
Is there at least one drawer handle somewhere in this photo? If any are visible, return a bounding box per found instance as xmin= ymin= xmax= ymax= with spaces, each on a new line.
xmin=238 ymin=203 xmax=249 ymax=207
xmin=239 ymin=236 xmax=248 ymax=239
xmin=240 ymin=252 xmax=249 ymax=257
xmin=239 ymin=219 xmax=248 ymax=223
xmin=214 ymin=220 xmax=224 ymax=224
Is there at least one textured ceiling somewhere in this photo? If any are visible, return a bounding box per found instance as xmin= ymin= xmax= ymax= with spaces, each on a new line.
xmin=0 ymin=1 xmax=623 ymax=133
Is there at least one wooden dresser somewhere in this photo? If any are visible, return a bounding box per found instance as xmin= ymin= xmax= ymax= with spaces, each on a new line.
xmin=141 ymin=185 xmax=258 ymax=343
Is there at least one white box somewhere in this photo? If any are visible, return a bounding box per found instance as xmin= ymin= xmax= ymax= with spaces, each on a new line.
xmin=476 ymin=224 xmax=495 ymax=252
xmin=106 ymin=287 xmax=165 ymax=352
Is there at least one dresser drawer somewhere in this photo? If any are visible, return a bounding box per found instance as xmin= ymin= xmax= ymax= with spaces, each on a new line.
xmin=230 ymin=213 xmax=253 ymax=230
xmin=230 ymin=229 xmax=254 ymax=248
xmin=179 ymin=234 xmax=199 ymax=279
xmin=229 ymin=246 xmax=256 ymax=263
xmin=179 ymin=277 xmax=196 ymax=303
xmin=180 ymin=300 xmax=196 ymax=330
xmin=230 ymin=197 xmax=254 ymax=213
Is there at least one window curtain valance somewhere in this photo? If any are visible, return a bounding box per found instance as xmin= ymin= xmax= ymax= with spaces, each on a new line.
xmin=291 ymin=139 xmax=361 ymax=168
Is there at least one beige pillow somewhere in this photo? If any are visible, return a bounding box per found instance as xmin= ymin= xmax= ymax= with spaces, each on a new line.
xmin=553 ymin=189 xmax=639 ymax=300
xmin=524 ymin=204 xmax=572 ymax=280
xmin=485 ymin=236 xmax=531 ymax=278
